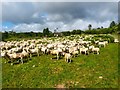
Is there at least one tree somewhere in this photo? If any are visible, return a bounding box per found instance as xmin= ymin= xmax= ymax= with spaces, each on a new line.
xmin=43 ymin=28 xmax=50 ymax=36
xmin=88 ymin=24 xmax=92 ymax=30
xmin=97 ymin=27 xmax=100 ymax=29
xmin=109 ymin=21 xmax=116 ymax=28
xmin=62 ymin=31 xmax=71 ymax=36
xmin=2 ymin=31 xmax=8 ymax=40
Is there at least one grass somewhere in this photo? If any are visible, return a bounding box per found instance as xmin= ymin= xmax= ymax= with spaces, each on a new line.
xmin=1 ymin=43 xmax=118 ymax=88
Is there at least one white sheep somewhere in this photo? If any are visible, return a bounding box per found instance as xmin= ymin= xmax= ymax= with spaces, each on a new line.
xmin=50 ymin=48 xmax=62 ymax=60
xmin=64 ymin=53 xmax=71 ymax=63
xmin=79 ymin=47 xmax=89 ymax=55
xmin=92 ymin=47 xmax=100 ymax=54
xmin=29 ymin=47 xmax=40 ymax=57
xmin=98 ymin=42 xmax=106 ymax=47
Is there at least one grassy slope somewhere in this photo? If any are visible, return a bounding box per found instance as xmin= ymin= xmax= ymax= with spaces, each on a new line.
xmin=1 ymin=43 xmax=118 ymax=88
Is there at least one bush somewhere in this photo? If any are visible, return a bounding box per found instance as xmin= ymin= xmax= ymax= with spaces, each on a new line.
xmin=104 ymin=35 xmax=114 ymax=43
xmin=93 ymin=35 xmax=114 ymax=43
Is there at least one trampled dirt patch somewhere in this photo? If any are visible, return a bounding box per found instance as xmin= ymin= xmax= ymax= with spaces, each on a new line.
xmin=56 ymin=84 xmax=65 ymax=88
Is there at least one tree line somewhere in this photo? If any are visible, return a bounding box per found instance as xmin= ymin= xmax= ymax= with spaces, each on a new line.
xmin=1 ymin=21 xmax=119 ymax=41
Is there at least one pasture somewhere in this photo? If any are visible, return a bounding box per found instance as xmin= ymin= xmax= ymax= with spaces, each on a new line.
xmin=1 ymin=42 xmax=118 ymax=88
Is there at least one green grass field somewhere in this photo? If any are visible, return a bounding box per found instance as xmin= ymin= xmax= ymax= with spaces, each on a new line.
xmin=1 ymin=43 xmax=118 ymax=88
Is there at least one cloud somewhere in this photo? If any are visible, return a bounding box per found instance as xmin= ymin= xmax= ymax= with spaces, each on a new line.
xmin=2 ymin=19 xmax=111 ymax=32
xmin=1 ymin=2 xmax=118 ymax=32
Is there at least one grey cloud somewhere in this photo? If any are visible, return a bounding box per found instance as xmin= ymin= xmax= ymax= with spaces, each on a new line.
xmin=41 ymin=2 xmax=118 ymax=22
xmin=2 ymin=2 xmax=44 ymax=24
xmin=1 ymin=2 xmax=118 ymax=32
xmin=2 ymin=2 xmax=118 ymax=23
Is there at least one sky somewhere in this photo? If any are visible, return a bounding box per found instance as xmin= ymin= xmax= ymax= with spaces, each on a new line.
xmin=1 ymin=1 xmax=118 ymax=32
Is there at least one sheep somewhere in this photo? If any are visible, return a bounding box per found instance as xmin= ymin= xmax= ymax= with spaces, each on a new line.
xmin=47 ymin=44 xmax=54 ymax=49
xmin=6 ymin=52 xmax=22 ymax=65
xmin=10 ymin=46 xmax=23 ymax=53
xmin=1 ymin=34 xmax=111 ymax=65
xmin=88 ymin=45 xmax=100 ymax=54
xmin=72 ymin=50 xmax=79 ymax=57
xmin=94 ymin=41 xmax=99 ymax=44
xmin=29 ymin=47 xmax=40 ymax=57
xmin=50 ymin=50 xmax=59 ymax=60
xmin=79 ymin=47 xmax=89 ymax=55
xmin=114 ymin=39 xmax=119 ymax=43
xmin=64 ymin=53 xmax=72 ymax=63
xmin=69 ymin=47 xmax=78 ymax=54
xmin=98 ymin=42 xmax=106 ymax=47
xmin=104 ymin=41 xmax=108 ymax=45
xmin=41 ymin=47 xmax=47 ymax=54
xmin=91 ymin=47 xmax=100 ymax=54
xmin=50 ymin=48 xmax=63 ymax=60
xmin=1 ymin=50 xmax=6 ymax=57
xmin=21 ymin=48 xmax=30 ymax=59
xmin=6 ymin=48 xmax=30 ymax=65
xmin=29 ymin=43 xmax=36 ymax=49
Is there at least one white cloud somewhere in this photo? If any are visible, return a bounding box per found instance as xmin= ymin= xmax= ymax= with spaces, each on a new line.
xmin=2 ymin=20 xmax=111 ymax=32
xmin=1 ymin=2 xmax=118 ymax=32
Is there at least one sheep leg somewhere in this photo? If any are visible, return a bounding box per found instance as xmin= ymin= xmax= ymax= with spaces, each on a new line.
xmin=21 ymin=59 xmax=23 ymax=64
xmin=104 ymin=45 xmax=105 ymax=48
xmin=74 ymin=55 xmax=75 ymax=57
xmin=10 ymin=59 xmax=14 ymax=65
xmin=69 ymin=59 xmax=71 ymax=63
xmin=57 ymin=55 xmax=59 ymax=60
xmin=27 ymin=56 xmax=29 ymax=61
xmin=37 ymin=53 xmax=39 ymax=56
xmin=4 ymin=58 xmax=7 ymax=63
xmin=87 ymin=51 xmax=89 ymax=55
xmin=20 ymin=57 xmax=23 ymax=64
xmin=65 ymin=58 xmax=68 ymax=62
xmin=97 ymin=51 xmax=99 ymax=55
xmin=57 ymin=53 xmax=59 ymax=60
xmin=65 ymin=58 xmax=66 ymax=62
xmin=11 ymin=63 xmax=13 ymax=65
xmin=67 ymin=58 xmax=68 ymax=63
xmin=30 ymin=54 xmax=32 ymax=58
